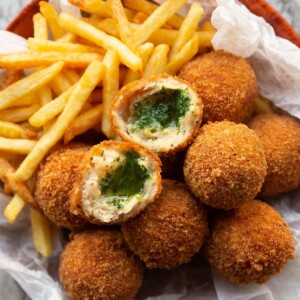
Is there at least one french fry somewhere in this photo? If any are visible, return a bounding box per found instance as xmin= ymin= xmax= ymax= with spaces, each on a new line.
xmin=132 ymin=0 xmax=187 ymax=46
xmin=30 ymin=208 xmax=53 ymax=257
xmin=0 ymin=104 xmax=40 ymax=123
xmin=27 ymin=38 xmax=104 ymax=54
xmin=143 ymin=44 xmax=169 ymax=77
xmin=4 ymin=194 xmax=26 ymax=224
xmin=123 ymin=0 xmax=184 ymax=29
xmin=108 ymin=0 xmax=138 ymax=52
xmin=123 ymin=42 xmax=154 ymax=85
xmin=198 ymin=31 xmax=214 ymax=48
xmin=56 ymin=32 xmax=77 ymax=43
xmin=0 ymin=121 xmax=37 ymax=139
xmin=80 ymin=102 xmax=93 ymax=114
xmin=29 ymin=84 xmax=77 ymax=127
xmin=49 ymin=72 xmax=73 ymax=95
xmin=9 ymin=94 xmax=39 ymax=108
xmin=90 ymin=18 xmax=179 ymax=47
xmin=39 ymin=1 xmax=66 ymax=40
xmin=0 ymin=52 xmax=101 ymax=69
xmin=169 ymin=2 xmax=203 ymax=59
xmin=68 ymin=0 xmax=135 ymax=20
xmin=132 ymin=10 xmax=173 ymax=29
xmin=58 ymin=13 xmax=142 ymax=72
xmin=15 ymin=60 xmax=104 ymax=181
xmin=33 ymin=13 xmax=48 ymax=40
xmin=37 ymin=86 xmax=52 ymax=106
xmin=64 ymin=104 xmax=103 ymax=143
xmin=83 ymin=17 xmax=119 ymax=37
xmin=20 ymin=122 xmax=41 ymax=132
xmin=201 ymin=20 xmax=216 ymax=32
xmin=0 ymin=158 xmax=37 ymax=208
xmin=165 ymin=35 xmax=199 ymax=75
xmin=62 ymin=69 xmax=81 ymax=85
xmin=0 ymin=137 xmax=36 ymax=154
xmin=132 ymin=11 xmax=148 ymax=24
xmin=102 ymin=50 xmax=119 ymax=138
xmin=0 ymin=61 xmax=64 ymax=110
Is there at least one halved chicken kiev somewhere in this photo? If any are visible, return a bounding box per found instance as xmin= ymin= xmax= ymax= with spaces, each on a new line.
xmin=70 ymin=141 xmax=162 ymax=225
xmin=111 ymin=74 xmax=203 ymax=156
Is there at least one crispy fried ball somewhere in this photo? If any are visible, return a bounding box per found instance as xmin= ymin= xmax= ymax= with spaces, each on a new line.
xmin=178 ymin=50 xmax=257 ymax=124
xmin=207 ymin=200 xmax=295 ymax=284
xmin=184 ymin=121 xmax=267 ymax=210
xmin=249 ymin=114 xmax=300 ymax=196
xmin=59 ymin=229 xmax=144 ymax=300
xmin=121 ymin=179 xmax=208 ymax=269
xmin=34 ymin=143 xmax=89 ymax=229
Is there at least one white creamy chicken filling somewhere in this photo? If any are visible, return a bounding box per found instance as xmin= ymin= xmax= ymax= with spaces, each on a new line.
xmin=81 ymin=148 xmax=157 ymax=223
xmin=126 ymin=83 xmax=200 ymax=152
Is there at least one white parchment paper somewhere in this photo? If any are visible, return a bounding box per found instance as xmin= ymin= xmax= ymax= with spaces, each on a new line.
xmin=0 ymin=0 xmax=300 ymax=299
xmin=212 ymin=0 xmax=300 ymax=119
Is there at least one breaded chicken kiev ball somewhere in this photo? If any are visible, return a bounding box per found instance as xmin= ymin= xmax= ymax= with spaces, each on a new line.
xmin=34 ymin=143 xmax=89 ymax=229
xmin=121 ymin=179 xmax=208 ymax=269
xmin=59 ymin=229 xmax=144 ymax=300
xmin=207 ymin=200 xmax=295 ymax=284
xmin=111 ymin=74 xmax=203 ymax=156
xmin=70 ymin=140 xmax=162 ymax=225
xmin=249 ymin=114 xmax=300 ymax=196
xmin=184 ymin=121 xmax=267 ymax=210
xmin=178 ymin=50 xmax=257 ymax=124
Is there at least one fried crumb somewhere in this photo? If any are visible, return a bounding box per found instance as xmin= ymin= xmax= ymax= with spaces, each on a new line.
xmin=207 ymin=200 xmax=295 ymax=284
xmin=59 ymin=229 xmax=144 ymax=300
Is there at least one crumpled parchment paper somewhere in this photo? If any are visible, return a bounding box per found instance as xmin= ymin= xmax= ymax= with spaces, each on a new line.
xmin=212 ymin=0 xmax=300 ymax=119
xmin=0 ymin=0 xmax=300 ymax=299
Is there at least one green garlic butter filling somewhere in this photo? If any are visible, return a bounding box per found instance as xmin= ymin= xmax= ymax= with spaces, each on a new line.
xmin=131 ymin=87 xmax=191 ymax=132
xmin=99 ymin=151 xmax=150 ymax=209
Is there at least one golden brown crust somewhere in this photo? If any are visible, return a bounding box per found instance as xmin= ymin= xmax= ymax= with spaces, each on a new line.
xmin=111 ymin=73 xmax=203 ymax=156
xmin=178 ymin=50 xmax=257 ymax=124
xmin=206 ymin=199 xmax=295 ymax=284
xmin=249 ymin=114 xmax=300 ymax=196
xmin=70 ymin=140 xmax=162 ymax=225
xmin=184 ymin=121 xmax=267 ymax=210
xmin=59 ymin=229 xmax=144 ymax=300
xmin=34 ymin=142 xmax=89 ymax=229
xmin=121 ymin=179 xmax=208 ymax=269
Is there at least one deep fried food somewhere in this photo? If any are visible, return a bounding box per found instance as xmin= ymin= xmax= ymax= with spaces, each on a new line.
xmin=207 ymin=199 xmax=295 ymax=284
xmin=70 ymin=140 xmax=162 ymax=225
xmin=34 ymin=142 xmax=89 ymax=229
xmin=59 ymin=229 xmax=144 ymax=300
xmin=184 ymin=121 xmax=267 ymax=210
xmin=178 ymin=50 xmax=257 ymax=123
xmin=121 ymin=179 xmax=208 ymax=269
xmin=111 ymin=74 xmax=203 ymax=156
xmin=249 ymin=114 xmax=300 ymax=196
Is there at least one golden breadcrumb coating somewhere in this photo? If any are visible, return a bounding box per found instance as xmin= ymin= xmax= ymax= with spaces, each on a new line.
xmin=121 ymin=179 xmax=208 ymax=269
xmin=59 ymin=229 xmax=144 ymax=300
xmin=184 ymin=121 xmax=267 ymax=210
xmin=207 ymin=199 xmax=295 ymax=284
xmin=178 ymin=50 xmax=257 ymax=124
xmin=34 ymin=142 xmax=89 ymax=229
xmin=249 ymin=114 xmax=300 ymax=196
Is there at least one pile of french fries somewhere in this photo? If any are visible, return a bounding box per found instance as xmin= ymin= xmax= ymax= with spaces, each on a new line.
xmin=0 ymin=0 xmax=215 ymax=257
